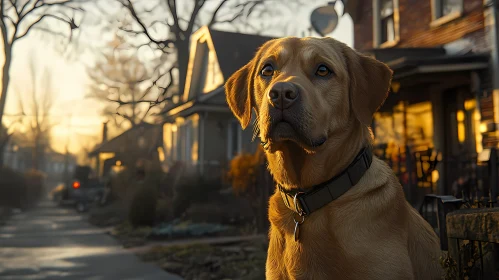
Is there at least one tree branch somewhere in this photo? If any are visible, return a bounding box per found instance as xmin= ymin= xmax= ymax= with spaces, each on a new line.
xmin=166 ymin=0 xmax=179 ymax=32
xmin=119 ymin=0 xmax=173 ymax=50
xmin=208 ymin=0 xmax=230 ymax=27
xmin=19 ymin=0 xmax=36 ymax=17
xmin=19 ymin=0 xmax=82 ymax=20
xmin=4 ymin=15 xmax=15 ymax=27
xmin=186 ymin=0 xmax=206 ymax=35
xmin=8 ymin=0 xmax=19 ymax=19
xmin=11 ymin=0 xmax=83 ymax=42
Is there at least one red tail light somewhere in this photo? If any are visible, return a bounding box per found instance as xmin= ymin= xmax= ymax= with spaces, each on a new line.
xmin=72 ymin=181 xmax=81 ymax=189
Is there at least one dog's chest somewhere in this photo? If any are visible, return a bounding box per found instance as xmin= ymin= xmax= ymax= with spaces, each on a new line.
xmin=268 ymin=195 xmax=364 ymax=279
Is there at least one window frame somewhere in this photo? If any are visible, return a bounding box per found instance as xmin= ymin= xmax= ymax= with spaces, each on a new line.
xmin=373 ymin=0 xmax=400 ymax=48
xmin=430 ymin=0 xmax=463 ymax=27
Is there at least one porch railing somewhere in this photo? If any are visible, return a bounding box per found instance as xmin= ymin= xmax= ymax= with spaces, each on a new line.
xmin=419 ymin=147 xmax=499 ymax=279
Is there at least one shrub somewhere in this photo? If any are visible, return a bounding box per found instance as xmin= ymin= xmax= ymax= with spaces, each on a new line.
xmin=226 ymin=145 xmax=265 ymax=196
xmin=110 ymin=168 xmax=135 ymax=201
xmin=155 ymin=197 xmax=173 ymax=223
xmin=128 ymin=185 xmax=158 ymax=227
xmin=172 ymin=175 xmax=222 ymax=217
xmin=0 ymin=167 xmax=27 ymax=209
xmin=24 ymin=169 xmax=45 ymax=206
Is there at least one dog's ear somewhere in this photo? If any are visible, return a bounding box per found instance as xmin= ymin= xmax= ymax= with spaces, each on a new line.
xmin=225 ymin=60 xmax=255 ymax=130
xmin=342 ymin=45 xmax=393 ymax=125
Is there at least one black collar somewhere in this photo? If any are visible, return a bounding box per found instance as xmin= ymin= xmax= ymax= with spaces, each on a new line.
xmin=278 ymin=147 xmax=373 ymax=216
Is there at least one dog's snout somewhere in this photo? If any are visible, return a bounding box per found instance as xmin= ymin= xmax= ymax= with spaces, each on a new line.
xmin=268 ymin=82 xmax=299 ymax=109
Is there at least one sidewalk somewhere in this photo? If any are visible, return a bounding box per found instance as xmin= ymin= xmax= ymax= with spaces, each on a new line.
xmin=0 ymin=200 xmax=183 ymax=280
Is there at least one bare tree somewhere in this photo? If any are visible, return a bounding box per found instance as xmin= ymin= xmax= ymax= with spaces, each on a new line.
xmin=14 ymin=55 xmax=55 ymax=170
xmin=75 ymin=133 xmax=99 ymax=165
xmin=0 ymin=0 xmax=86 ymax=145
xmin=87 ymin=34 xmax=171 ymax=129
xmin=101 ymin=0 xmax=302 ymax=109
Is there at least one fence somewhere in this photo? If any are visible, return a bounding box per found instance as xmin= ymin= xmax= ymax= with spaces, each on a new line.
xmin=374 ymin=144 xmax=442 ymax=206
xmin=419 ymin=147 xmax=499 ymax=279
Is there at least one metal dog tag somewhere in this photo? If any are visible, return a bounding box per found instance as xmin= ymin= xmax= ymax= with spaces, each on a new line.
xmin=294 ymin=221 xmax=300 ymax=241
xmin=293 ymin=215 xmax=305 ymax=242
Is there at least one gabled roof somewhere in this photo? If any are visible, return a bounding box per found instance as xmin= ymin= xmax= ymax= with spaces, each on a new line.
xmin=89 ymin=122 xmax=161 ymax=156
xmin=162 ymin=27 xmax=274 ymax=117
xmin=208 ymin=29 xmax=274 ymax=79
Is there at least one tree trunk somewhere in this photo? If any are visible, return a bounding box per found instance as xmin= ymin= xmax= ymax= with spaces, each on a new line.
xmin=131 ymin=84 xmax=136 ymax=126
xmin=0 ymin=47 xmax=12 ymax=166
xmin=0 ymin=133 xmax=11 ymax=167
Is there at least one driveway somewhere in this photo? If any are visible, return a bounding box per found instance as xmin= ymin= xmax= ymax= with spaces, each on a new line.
xmin=0 ymin=200 xmax=182 ymax=280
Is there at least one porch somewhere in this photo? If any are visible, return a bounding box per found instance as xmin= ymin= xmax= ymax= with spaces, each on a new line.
xmin=369 ymin=48 xmax=491 ymax=206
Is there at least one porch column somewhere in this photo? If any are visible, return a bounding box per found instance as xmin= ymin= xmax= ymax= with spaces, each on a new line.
xmin=431 ymin=86 xmax=446 ymax=195
xmin=199 ymin=112 xmax=206 ymax=176
xmin=485 ymin=0 xmax=499 ymax=131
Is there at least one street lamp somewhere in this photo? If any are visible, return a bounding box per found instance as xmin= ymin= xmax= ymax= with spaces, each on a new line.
xmin=310 ymin=1 xmax=347 ymax=36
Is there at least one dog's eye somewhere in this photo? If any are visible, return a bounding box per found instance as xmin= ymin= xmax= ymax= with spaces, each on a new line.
xmin=315 ymin=65 xmax=332 ymax=77
xmin=260 ymin=65 xmax=274 ymax=77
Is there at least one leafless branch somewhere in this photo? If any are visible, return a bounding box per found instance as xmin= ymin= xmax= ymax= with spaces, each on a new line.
xmin=208 ymin=0 xmax=230 ymax=27
xmin=119 ymin=0 xmax=173 ymax=50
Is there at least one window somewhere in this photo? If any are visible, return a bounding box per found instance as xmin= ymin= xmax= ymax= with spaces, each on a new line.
xmin=227 ymin=120 xmax=242 ymax=159
xmin=434 ymin=0 xmax=462 ymax=19
xmin=373 ymin=0 xmax=399 ymax=47
xmin=380 ymin=0 xmax=395 ymax=44
xmin=431 ymin=0 xmax=462 ymax=26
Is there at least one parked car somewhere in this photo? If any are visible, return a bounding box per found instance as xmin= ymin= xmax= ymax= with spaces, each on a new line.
xmin=51 ymin=165 xmax=105 ymax=212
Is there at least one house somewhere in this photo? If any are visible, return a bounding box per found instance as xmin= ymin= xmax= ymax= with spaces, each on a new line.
xmin=345 ymin=0 xmax=495 ymax=201
xmin=160 ymin=27 xmax=273 ymax=177
xmin=88 ymin=122 xmax=163 ymax=178
xmin=3 ymin=135 xmax=77 ymax=183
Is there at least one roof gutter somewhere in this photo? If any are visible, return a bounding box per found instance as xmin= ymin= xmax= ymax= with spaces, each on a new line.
xmin=164 ymin=104 xmax=230 ymax=122
xmin=394 ymin=62 xmax=489 ymax=79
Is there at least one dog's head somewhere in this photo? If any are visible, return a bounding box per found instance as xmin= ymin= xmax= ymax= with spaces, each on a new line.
xmin=225 ymin=37 xmax=392 ymax=153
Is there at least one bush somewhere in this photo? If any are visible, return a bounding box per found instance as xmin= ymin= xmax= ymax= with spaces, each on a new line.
xmin=24 ymin=169 xmax=45 ymax=206
xmin=128 ymin=185 xmax=158 ymax=227
xmin=172 ymin=175 xmax=222 ymax=217
xmin=155 ymin=197 xmax=173 ymax=223
xmin=109 ymin=168 xmax=135 ymax=202
xmin=0 ymin=167 xmax=27 ymax=209
xmin=226 ymin=146 xmax=265 ymax=195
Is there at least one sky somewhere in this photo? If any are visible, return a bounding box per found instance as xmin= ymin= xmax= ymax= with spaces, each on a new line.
xmin=2 ymin=0 xmax=353 ymax=155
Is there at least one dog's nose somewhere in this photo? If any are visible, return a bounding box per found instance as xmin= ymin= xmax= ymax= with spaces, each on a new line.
xmin=268 ymin=82 xmax=299 ymax=109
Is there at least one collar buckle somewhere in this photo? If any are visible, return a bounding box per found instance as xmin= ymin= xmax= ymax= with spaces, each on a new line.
xmin=293 ymin=192 xmax=307 ymax=216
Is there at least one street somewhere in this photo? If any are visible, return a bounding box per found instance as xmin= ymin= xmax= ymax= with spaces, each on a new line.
xmin=0 ymin=200 xmax=182 ymax=280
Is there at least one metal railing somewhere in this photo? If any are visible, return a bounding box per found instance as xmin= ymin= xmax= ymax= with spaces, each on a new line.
xmin=419 ymin=147 xmax=499 ymax=279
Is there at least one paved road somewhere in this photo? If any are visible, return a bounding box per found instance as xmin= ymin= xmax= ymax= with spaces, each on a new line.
xmin=0 ymin=200 xmax=183 ymax=280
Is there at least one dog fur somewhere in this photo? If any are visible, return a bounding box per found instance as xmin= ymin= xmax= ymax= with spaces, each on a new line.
xmin=225 ymin=37 xmax=443 ymax=280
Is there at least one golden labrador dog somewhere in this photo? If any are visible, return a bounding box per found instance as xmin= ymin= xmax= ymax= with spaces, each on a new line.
xmin=224 ymin=37 xmax=443 ymax=280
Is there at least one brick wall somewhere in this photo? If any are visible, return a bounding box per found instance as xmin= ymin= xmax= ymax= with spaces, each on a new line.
xmin=353 ymin=0 xmax=484 ymax=51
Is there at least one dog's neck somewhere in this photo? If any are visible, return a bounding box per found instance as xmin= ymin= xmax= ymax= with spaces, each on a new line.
xmin=266 ymin=121 xmax=372 ymax=191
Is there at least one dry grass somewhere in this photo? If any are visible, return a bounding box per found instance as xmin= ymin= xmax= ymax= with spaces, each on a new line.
xmin=138 ymin=239 xmax=268 ymax=280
